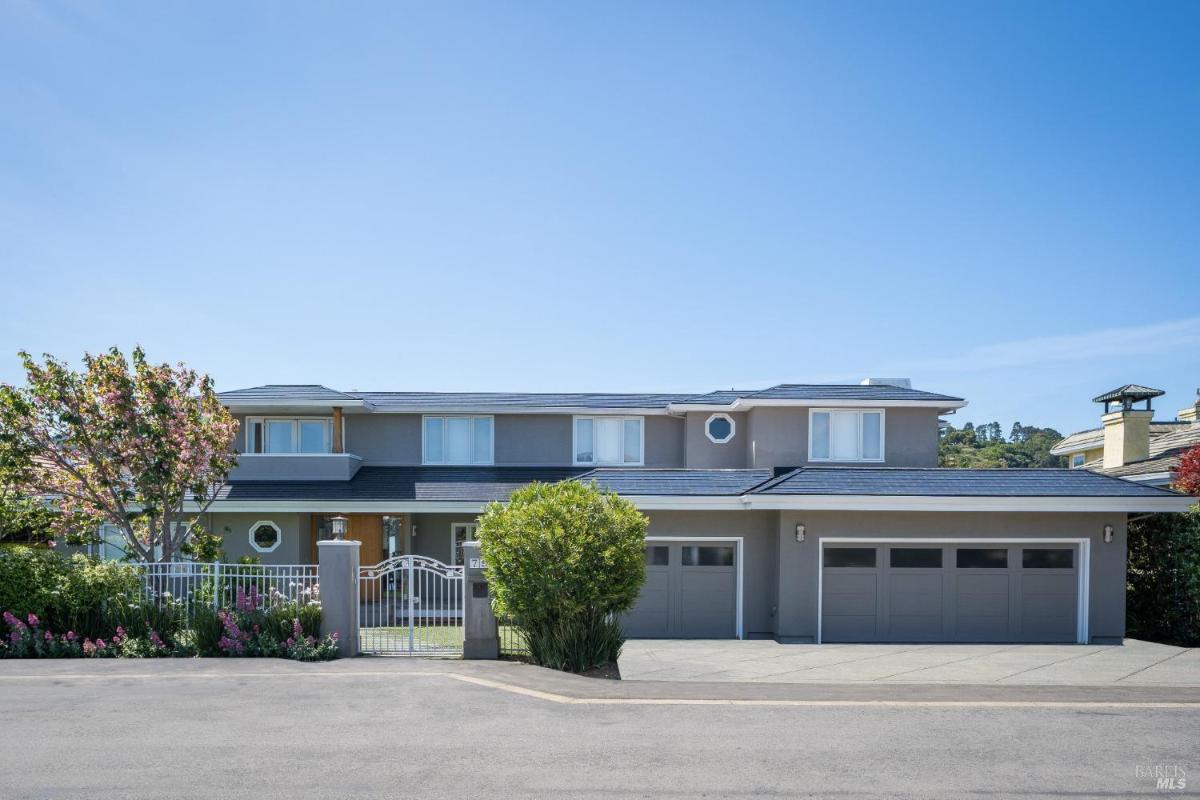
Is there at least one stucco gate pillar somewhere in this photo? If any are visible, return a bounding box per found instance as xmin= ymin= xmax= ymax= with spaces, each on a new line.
xmin=461 ymin=540 xmax=499 ymax=659
xmin=317 ymin=539 xmax=361 ymax=658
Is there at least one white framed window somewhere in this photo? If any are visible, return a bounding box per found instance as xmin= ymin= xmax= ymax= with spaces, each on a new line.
xmin=249 ymin=520 xmax=282 ymax=553
xmin=705 ymin=413 xmax=736 ymax=444
xmin=245 ymin=417 xmax=332 ymax=454
xmin=452 ymin=522 xmax=478 ymax=566
xmin=809 ymin=409 xmax=885 ymax=462
xmin=423 ymin=416 xmax=493 ymax=465
xmin=573 ymin=416 xmax=644 ymax=466
xmin=91 ymin=524 xmax=129 ymax=561
xmin=1070 ymin=453 xmax=1086 ymax=469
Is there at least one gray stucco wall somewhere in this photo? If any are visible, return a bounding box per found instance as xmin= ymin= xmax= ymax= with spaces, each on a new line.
xmin=683 ymin=412 xmax=748 ymax=468
xmin=494 ymin=415 xmax=571 ymax=464
xmin=643 ymin=510 xmax=779 ymax=638
xmin=206 ymin=512 xmax=310 ymax=565
xmin=644 ymin=415 xmax=685 ymax=467
xmin=772 ymin=511 xmax=1126 ymax=644
xmin=344 ymin=414 xmax=422 ymax=464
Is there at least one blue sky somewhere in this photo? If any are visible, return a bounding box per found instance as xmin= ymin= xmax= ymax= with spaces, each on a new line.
xmin=1 ymin=1 xmax=1197 ymax=436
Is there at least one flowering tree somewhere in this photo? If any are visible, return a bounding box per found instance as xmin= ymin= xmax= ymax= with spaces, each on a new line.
xmin=1174 ymin=445 xmax=1200 ymax=497
xmin=0 ymin=347 xmax=238 ymax=562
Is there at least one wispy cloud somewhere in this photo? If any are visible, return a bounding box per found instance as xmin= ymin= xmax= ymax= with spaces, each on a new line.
xmin=886 ymin=317 xmax=1200 ymax=375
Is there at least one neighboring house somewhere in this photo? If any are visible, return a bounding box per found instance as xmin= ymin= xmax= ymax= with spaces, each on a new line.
xmin=1051 ymin=385 xmax=1200 ymax=486
xmin=180 ymin=378 xmax=1189 ymax=646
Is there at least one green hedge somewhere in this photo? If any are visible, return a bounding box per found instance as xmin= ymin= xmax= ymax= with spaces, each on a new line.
xmin=0 ymin=545 xmax=142 ymax=637
xmin=1127 ymin=507 xmax=1200 ymax=647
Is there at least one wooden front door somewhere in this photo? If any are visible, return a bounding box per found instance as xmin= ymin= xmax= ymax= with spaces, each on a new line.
xmin=347 ymin=514 xmax=386 ymax=567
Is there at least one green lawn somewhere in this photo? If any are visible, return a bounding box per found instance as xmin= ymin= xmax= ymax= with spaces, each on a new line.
xmin=358 ymin=624 xmax=528 ymax=655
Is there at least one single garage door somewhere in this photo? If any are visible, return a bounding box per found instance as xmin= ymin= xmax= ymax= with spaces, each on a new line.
xmin=821 ymin=544 xmax=1078 ymax=643
xmin=624 ymin=541 xmax=737 ymax=638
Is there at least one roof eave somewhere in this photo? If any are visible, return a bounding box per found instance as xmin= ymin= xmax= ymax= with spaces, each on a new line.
xmin=667 ymin=398 xmax=968 ymax=413
xmin=745 ymin=494 xmax=1195 ymax=512
xmin=221 ymin=398 xmax=375 ymax=412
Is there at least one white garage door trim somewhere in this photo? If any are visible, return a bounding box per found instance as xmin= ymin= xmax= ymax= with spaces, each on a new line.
xmin=646 ymin=536 xmax=744 ymax=640
xmin=817 ymin=537 xmax=1091 ymax=645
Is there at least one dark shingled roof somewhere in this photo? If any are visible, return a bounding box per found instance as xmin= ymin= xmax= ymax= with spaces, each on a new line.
xmin=213 ymin=465 xmax=1185 ymax=502
xmin=578 ymin=469 xmax=774 ymax=496
xmin=218 ymin=385 xmax=356 ymax=402
xmin=219 ymin=384 xmax=964 ymax=409
xmin=347 ymin=392 xmax=691 ymax=409
xmin=740 ymin=384 xmax=963 ymax=403
xmin=1093 ymin=384 xmax=1165 ymax=404
xmin=217 ymin=467 xmax=588 ymax=502
xmin=755 ymin=467 xmax=1183 ymax=497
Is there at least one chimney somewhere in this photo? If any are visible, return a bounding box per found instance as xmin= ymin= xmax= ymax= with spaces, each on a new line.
xmin=1178 ymin=389 xmax=1200 ymax=423
xmin=1093 ymin=384 xmax=1163 ymax=469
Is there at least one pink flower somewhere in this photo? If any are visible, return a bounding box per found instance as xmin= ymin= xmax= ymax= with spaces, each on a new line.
xmin=82 ymin=639 xmax=96 ymax=655
xmin=66 ymin=631 xmax=76 ymax=641
xmin=44 ymin=631 xmax=53 ymax=642
xmin=26 ymin=613 xmax=38 ymax=627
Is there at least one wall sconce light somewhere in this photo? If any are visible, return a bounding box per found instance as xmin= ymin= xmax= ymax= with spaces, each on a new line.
xmin=330 ymin=515 xmax=348 ymax=541
xmin=795 ymin=523 xmax=806 ymax=543
xmin=1103 ymin=524 xmax=1114 ymax=543
xmin=412 ymin=524 xmax=418 ymax=538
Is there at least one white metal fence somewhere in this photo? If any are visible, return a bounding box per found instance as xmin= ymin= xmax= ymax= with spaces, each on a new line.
xmin=359 ymin=556 xmax=464 ymax=655
xmin=133 ymin=562 xmax=320 ymax=619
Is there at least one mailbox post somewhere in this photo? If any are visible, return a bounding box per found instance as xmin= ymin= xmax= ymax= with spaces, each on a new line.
xmin=461 ymin=540 xmax=499 ymax=659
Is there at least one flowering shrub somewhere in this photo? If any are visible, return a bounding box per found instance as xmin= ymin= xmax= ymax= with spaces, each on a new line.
xmin=0 ymin=600 xmax=335 ymax=661
xmin=0 ymin=610 xmax=182 ymax=659
xmin=206 ymin=587 xmax=337 ymax=660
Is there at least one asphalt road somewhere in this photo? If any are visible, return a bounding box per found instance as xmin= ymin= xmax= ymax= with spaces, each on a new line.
xmin=2 ymin=660 xmax=1196 ymax=799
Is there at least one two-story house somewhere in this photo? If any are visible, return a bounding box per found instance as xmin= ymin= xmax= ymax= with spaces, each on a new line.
xmin=193 ymin=378 xmax=1189 ymax=645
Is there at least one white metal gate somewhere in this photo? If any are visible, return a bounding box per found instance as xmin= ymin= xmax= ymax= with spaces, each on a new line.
xmin=359 ymin=556 xmax=464 ymax=655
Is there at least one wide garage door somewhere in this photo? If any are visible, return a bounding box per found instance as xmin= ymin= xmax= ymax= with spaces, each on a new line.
xmin=624 ymin=541 xmax=737 ymax=639
xmin=821 ymin=544 xmax=1079 ymax=643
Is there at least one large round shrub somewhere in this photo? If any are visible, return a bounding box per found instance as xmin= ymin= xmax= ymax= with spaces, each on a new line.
xmin=477 ymin=480 xmax=647 ymax=672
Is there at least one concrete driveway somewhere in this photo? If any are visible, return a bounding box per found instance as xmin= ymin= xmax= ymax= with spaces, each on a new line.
xmin=619 ymin=638 xmax=1200 ymax=685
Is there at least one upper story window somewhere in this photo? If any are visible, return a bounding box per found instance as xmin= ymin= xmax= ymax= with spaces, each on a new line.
xmin=809 ymin=409 xmax=884 ymax=462
xmin=705 ymin=413 xmax=735 ymax=444
xmin=574 ymin=416 xmax=643 ymax=465
xmin=245 ymin=417 xmax=332 ymax=454
xmin=1070 ymin=453 xmax=1086 ymax=468
xmin=423 ymin=416 xmax=493 ymax=465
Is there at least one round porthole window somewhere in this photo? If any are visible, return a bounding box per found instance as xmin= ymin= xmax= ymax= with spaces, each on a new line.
xmin=249 ymin=520 xmax=282 ymax=553
xmin=705 ymin=413 xmax=735 ymax=444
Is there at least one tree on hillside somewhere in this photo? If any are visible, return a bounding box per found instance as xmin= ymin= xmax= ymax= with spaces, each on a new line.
xmin=939 ymin=421 xmax=1064 ymax=468
xmin=0 ymin=348 xmax=238 ymax=562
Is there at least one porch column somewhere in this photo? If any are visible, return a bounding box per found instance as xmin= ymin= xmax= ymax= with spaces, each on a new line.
xmin=318 ymin=538 xmax=360 ymax=657
xmin=461 ymin=541 xmax=498 ymax=659
xmin=332 ymin=407 xmax=344 ymax=453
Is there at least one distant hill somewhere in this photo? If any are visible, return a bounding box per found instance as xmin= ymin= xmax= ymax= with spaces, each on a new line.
xmin=939 ymin=421 xmax=1066 ymax=469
